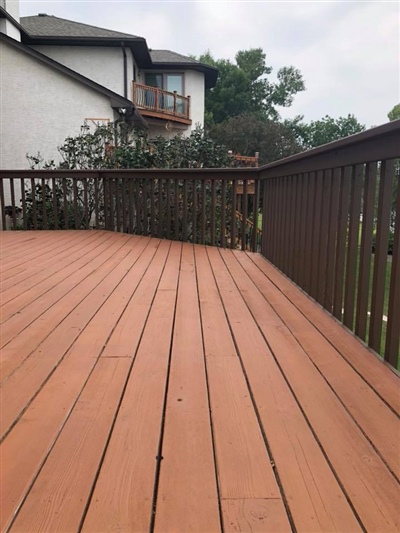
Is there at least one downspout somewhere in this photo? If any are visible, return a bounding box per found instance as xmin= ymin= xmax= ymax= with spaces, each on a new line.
xmin=121 ymin=41 xmax=127 ymax=99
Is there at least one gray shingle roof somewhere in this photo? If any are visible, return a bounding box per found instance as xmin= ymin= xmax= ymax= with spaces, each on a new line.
xmin=150 ymin=50 xmax=199 ymax=64
xmin=20 ymin=15 xmax=141 ymax=39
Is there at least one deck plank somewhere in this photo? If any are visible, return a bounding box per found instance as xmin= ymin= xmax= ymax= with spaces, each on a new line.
xmin=9 ymin=241 xmax=172 ymax=533
xmin=249 ymin=252 xmax=400 ymax=415
xmin=82 ymin=241 xmax=180 ymax=532
xmin=235 ymin=251 xmax=400 ymax=479
xmin=154 ymin=244 xmax=221 ymax=533
xmin=1 ymin=231 xmax=399 ymax=533
xmin=0 ymin=238 xmax=162 ymax=531
xmin=0 ymin=237 xmax=152 ymax=438
xmin=207 ymin=247 xmax=362 ymax=533
xmin=220 ymin=248 xmax=400 ymax=532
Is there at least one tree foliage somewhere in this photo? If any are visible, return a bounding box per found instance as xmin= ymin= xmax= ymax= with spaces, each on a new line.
xmin=286 ymin=114 xmax=366 ymax=149
xmin=198 ymin=48 xmax=305 ymax=126
xmin=388 ymin=103 xmax=400 ymax=121
xmin=209 ymin=114 xmax=302 ymax=165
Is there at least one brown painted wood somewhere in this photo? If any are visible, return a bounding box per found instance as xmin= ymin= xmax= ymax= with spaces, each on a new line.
xmin=211 ymin=179 xmax=216 ymax=246
xmin=230 ymin=180 xmax=237 ymax=249
xmin=182 ymin=178 xmax=188 ymax=242
xmin=355 ymin=162 xmax=377 ymax=340
xmin=51 ymin=177 xmax=58 ymax=230
xmin=174 ymin=178 xmax=179 ymax=241
xmin=333 ymin=167 xmax=351 ymax=319
xmin=192 ymin=179 xmax=197 ymax=244
xmin=0 ymin=179 xmax=6 ymax=229
xmin=324 ymin=168 xmax=341 ymax=312
xmin=343 ymin=165 xmax=363 ymax=329
xmin=31 ymin=178 xmax=38 ymax=229
xmin=385 ymin=178 xmax=400 ymax=366
xmin=369 ymin=160 xmax=395 ymax=353
xmin=317 ymin=170 xmax=332 ymax=305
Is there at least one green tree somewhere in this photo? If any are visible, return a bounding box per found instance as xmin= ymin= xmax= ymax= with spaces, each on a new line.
xmin=198 ymin=48 xmax=305 ymax=126
xmin=209 ymin=114 xmax=302 ymax=164
xmin=287 ymin=114 xmax=366 ymax=149
xmin=388 ymin=103 xmax=400 ymax=121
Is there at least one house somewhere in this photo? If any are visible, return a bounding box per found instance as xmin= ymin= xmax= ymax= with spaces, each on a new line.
xmin=0 ymin=0 xmax=218 ymax=173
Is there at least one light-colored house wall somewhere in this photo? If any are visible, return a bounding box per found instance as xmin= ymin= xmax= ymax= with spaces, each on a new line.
xmin=31 ymin=45 xmax=135 ymax=98
xmin=0 ymin=18 xmax=20 ymax=40
xmin=3 ymin=0 xmax=19 ymax=21
xmin=0 ymin=40 xmax=117 ymax=211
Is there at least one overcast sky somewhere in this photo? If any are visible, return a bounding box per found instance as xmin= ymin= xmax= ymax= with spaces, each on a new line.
xmin=19 ymin=1 xmax=399 ymax=127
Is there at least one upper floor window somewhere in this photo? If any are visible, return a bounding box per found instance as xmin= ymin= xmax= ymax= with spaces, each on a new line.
xmin=145 ymin=73 xmax=184 ymax=96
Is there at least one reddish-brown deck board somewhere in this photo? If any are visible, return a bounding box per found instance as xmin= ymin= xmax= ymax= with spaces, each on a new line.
xmin=1 ymin=231 xmax=399 ymax=533
xmin=0 ymin=234 xmax=141 ymax=383
xmin=219 ymin=248 xmax=399 ymax=531
xmin=82 ymin=241 xmax=180 ymax=532
xmin=207 ymin=247 xmax=362 ymax=533
xmin=153 ymin=244 xmax=221 ymax=533
xmin=248 ymin=252 xmax=400 ymax=415
xmin=1 ymin=231 xmax=104 ymax=292
xmin=234 ymin=250 xmax=400 ymax=479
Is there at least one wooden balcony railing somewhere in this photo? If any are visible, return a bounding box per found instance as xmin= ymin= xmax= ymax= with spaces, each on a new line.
xmin=1 ymin=120 xmax=399 ymax=369
xmin=132 ymin=82 xmax=191 ymax=124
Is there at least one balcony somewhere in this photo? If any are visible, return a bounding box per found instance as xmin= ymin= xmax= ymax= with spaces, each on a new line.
xmin=132 ymin=81 xmax=191 ymax=125
xmin=1 ymin=120 xmax=399 ymax=532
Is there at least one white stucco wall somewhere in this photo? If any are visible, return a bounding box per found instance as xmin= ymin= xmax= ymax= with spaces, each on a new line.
xmin=184 ymin=70 xmax=205 ymax=129
xmin=0 ymin=18 xmax=20 ymax=40
xmin=3 ymin=0 xmax=19 ymax=21
xmin=0 ymin=40 xmax=118 ymax=215
xmin=31 ymin=45 xmax=135 ymax=98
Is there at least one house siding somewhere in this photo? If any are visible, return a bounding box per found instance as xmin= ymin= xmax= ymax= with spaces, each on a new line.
xmin=31 ymin=45 xmax=136 ymax=98
xmin=0 ymin=40 xmax=117 ymax=213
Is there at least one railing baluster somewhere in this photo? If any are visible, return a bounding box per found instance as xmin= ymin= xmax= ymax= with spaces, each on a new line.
xmin=333 ymin=167 xmax=351 ymax=319
xmin=221 ymin=179 xmax=227 ymax=249
xmin=201 ymin=180 xmax=206 ymax=245
xmin=324 ymin=168 xmax=341 ymax=312
xmin=230 ymin=180 xmax=237 ymax=249
xmin=73 ymin=178 xmax=79 ymax=229
xmin=121 ymin=177 xmax=126 ymax=233
xmin=115 ymin=177 xmax=121 ymax=232
xmin=369 ymin=160 xmax=395 ymax=353
xmin=158 ymin=178 xmax=163 ymax=238
xmin=192 ymin=179 xmax=197 ymax=244
xmin=94 ymin=178 xmax=99 ymax=229
xmin=135 ymin=179 xmax=141 ymax=235
xmin=62 ymin=178 xmax=68 ymax=229
xmin=166 ymin=178 xmax=171 ymax=240
xmin=31 ymin=178 xmax=38 ymax=230
xmin=151 ymin=178 xmax=155 ymax=237
xmin=317 ymin=169 xmax=332 ymax=305
xmin=310 ymin=171 xmax=323 ymax=300
xmin=343 ymin=165 xmax=363 ymax=329
xmin=182 ymin=179 xmax=188 ymax=242
xmin=241 ymin=179 xmax=248 ymax=251
xmin=304 ymin=172 xmax=316 ymax=293
xmin=174 ymin=178 xmax=179 ymax=241
xmin=52 ymin=177 xmax=58 ymax=230
xmin=83 ymin=178 xmax=89 ymax=229
xmin=355 ymin=162 xmax=377 ymax=339
xmin=298 ymin=173 xmax=308 ymax=287
xmin=211 ymin=179 xmax=216 ymax=247
xmin=21 ymin=179 xmax=28 ymax=231
xmin=10 ymin=178 xmax=17 ymax=230
xmin=385 ymin=176 xmax=400 ymax=366
xmin=41 ymin=177 xmax=47 ymax=230
xmin=292 ymin=175 xmax=301 ymax=282
xmin=128 ymin=179 xmax=134 ymax=234
xmin=0 ymin=179 xmax=6 ymax=230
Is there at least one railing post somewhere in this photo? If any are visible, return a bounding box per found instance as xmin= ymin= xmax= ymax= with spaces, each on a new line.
xmin=173 ymin=91 xmax=177 ymax=114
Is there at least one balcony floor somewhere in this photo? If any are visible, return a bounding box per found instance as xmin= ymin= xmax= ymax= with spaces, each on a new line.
xmin=1 ymin=230 xmax=399 ymax=533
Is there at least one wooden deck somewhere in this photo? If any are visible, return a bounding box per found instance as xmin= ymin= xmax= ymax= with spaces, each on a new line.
xmin=1 ymin=230 xmax=399 ymax=533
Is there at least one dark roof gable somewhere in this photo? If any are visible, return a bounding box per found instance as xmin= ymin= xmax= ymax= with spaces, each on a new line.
xmin=150 ymin=50 xmax=199 ymax=64
xmin=21 ymin=14 xmax=141 ymax=39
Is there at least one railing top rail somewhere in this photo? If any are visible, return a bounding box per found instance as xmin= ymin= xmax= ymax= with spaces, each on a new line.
xmin=132 ymin=81 xmax=190 ymax=102
xmin=0 ymin=167 xmax=260 ymax=180
xmin=259 ymin=119 xmax=400 ymax=174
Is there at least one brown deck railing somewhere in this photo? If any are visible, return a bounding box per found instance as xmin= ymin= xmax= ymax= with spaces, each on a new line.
xmin=0 ymin=169 xmax=259 ymax=251
xmin=260 ymin=120 xmax=400 ymax=369
xmin=132 ymin=82 xmax=191 ymax=122
xmin=0 ymin=120 xmax=399 ymax=368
